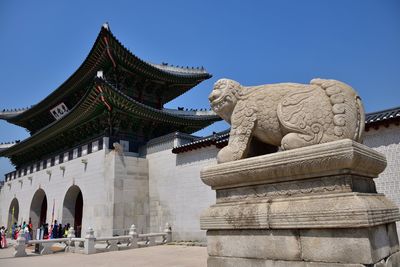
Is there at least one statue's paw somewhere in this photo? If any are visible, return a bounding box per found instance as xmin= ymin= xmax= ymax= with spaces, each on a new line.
xmin=281 ymin=132 xmax=316 ymax=150
xmin=217 ymin=146 xmax=236 ymax=163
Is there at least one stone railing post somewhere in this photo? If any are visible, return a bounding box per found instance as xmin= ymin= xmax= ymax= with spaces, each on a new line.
xmin=40 ymin=243 xmax=54 ymax=255
xmin=66 ymin=227 xmax=75 ymax=253
xmin=14 ymin=235 xmax=27 ymax=257
xmin=107 ymin=240 xmax=118 ymax=251
xmin=128 ymin=224 xmax=138 ymax=248
xmin=164 ymin=222 xmax=172 ymax=243
xmin=84 ymin=227 xmax=96 ymax=254
xmin=147 ymin=236 xmax=156 ymax=246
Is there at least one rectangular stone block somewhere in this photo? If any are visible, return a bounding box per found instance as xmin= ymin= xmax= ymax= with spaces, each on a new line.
xmin=207 ymin=229 xmax=301 ymax=261
xmin=208 ymin=256 xmax=365 ymax=267
xmin=388 ymin=222 xmax=400 ymax=254
xmin=300 ymin=224 xmax=396 ymax=264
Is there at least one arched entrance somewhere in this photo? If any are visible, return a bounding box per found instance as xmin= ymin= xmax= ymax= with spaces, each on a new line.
xmin=29 ymin=189 xmax=48 ymax=229
xmin=7 ymin=198 xmax=19 ymax=228
xmin=62 ymin=185 xmax=83 ymax=237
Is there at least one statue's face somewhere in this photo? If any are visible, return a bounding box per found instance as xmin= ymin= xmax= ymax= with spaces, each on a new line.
xmin=209 ymin=79 xmax=240 ymax=122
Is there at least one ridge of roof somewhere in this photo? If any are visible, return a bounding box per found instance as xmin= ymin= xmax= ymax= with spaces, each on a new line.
xmin=149 ymin=63 xmax=209 ymax=76
xmin=365 ymin=105 xmax=400 ymax=123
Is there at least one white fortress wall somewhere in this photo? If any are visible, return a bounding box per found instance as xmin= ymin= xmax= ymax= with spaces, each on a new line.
xmin=146 ymin=133 xmax=218 ymax=242
xmin=0 ymin=138 xmax=116 ymax=237
xmin=112 ymin=149 xmax=149 ymax=235
xmin=363 ymin=124 xmax=400 ymax=235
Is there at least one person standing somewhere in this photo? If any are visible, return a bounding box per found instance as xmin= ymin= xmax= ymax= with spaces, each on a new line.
xmin=52 ymin=220 xmax=58 ymax=239
xmin=0 ymin=226 xmax=3 ymax=249
xmin=64 ymin=224 xmax=70 ymax=237
xmin=0 ymin=226 xmax=7 ymax=248
xmin=15 ymin=225 xmax=20 ymax=239
xmin=11 ymin=223 xmax=16 ymax=240
xmin=28 ymin=218 xmax=33 ymax=239
xmin=49 ymin=224 xmax=53 ymax=239
xmin=3 ymin=227 xmax=8 ymax=248
xmin=24 ymin=224 xmax=30 ymax=241
xmin=43 ymin=223 xmax=49 ymax=239
xmin=58 ymin=223 xmax=63 ymax=238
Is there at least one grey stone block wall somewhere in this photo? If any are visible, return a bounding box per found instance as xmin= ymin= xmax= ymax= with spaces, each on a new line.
xmin=147 ymin=136 xmax=218 ymax=242
xmin=113 ymin=153 xmax=149 ymax=235
xmin=364 ymin=124 xmax=400 ymax=236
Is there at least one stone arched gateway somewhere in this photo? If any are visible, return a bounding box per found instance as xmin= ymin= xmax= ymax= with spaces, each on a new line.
xmin=29 ymin=188 xmax=47 ymax=230
xmin=62 ymin=185 xmax=83 ymax=237
xmin=7 ymin=198 xmax=19 ymax=229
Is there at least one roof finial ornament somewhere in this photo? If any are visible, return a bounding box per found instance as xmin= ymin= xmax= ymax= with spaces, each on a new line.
xmin=97 ymin=70 xmax=104 ymax=79
xmin=102 ymin=22 xmax=110 ymax=31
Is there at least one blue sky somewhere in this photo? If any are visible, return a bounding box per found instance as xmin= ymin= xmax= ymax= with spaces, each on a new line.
xmin=0 ymin=0 xmax=399 ymax=177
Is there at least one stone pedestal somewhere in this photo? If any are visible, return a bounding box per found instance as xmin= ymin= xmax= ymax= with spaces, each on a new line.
xmin=200 ymin=139 xmax=400 ymax=267
xmin=84 ymin=227 xmax=96 ymax=255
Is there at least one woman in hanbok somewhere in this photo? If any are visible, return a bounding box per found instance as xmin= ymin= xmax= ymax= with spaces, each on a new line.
xmin=15 ymin=226 xmax=20 ymax=239
xmin=0 ymin=228 xmax=2 ymax=249
xmin=24 ymin=225 xmax=30 ymax=241
xmin=1 ymin=227 xmax=8 ymax=248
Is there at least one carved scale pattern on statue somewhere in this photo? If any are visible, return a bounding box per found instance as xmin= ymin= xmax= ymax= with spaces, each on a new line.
xmin=209 ymin=78 xmax=365 ymax=163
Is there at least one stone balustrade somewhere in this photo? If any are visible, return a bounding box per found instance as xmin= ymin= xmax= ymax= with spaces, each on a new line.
xmin=14 ymin=223 xmax=172 ymax=257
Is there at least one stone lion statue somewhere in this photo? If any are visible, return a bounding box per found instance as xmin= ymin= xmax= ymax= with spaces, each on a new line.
xmin=209 ymin=78 xmax=365 ymax=163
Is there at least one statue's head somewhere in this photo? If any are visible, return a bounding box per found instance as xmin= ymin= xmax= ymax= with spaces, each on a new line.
xmin=209 ymin=78 xmax=241 ymax=122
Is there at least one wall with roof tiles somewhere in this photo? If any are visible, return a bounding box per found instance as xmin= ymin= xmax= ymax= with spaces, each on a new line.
xmin=147 ymin=136 xmax=218 ymax=242
xmin=363 ymin=124 xmax=400 ymax=237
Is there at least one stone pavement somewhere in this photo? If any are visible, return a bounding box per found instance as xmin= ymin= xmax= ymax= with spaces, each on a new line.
xmin=0 ymin=243 xmax=207 ymax=267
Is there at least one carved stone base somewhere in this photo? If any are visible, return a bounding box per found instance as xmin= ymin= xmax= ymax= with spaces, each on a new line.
xmin=200 ymin=140 xmax=400 ymax=266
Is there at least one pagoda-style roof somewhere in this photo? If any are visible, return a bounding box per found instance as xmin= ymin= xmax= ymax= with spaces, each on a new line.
xmin=1 ymin=24 xmax=212 ymax=134
xmin=0 ymin=77 xmax=220 ymax=166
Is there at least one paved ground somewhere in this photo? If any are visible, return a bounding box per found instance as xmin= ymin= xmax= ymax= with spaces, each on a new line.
xmin=0 ymin=240 xmax=207 ymax=267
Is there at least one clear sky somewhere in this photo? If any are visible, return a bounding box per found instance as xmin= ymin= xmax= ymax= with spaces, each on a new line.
xmin=0 ymin=0 xmax=399 ymax=177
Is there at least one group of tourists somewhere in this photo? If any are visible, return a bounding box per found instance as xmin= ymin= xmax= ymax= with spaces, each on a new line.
xmin=37 ymin=220 xmax=71 ymax=240
xmin=0 ymin=218 xmax=73 ymax=249
xmin=10 ymin=219 xmax=34 ymax=241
